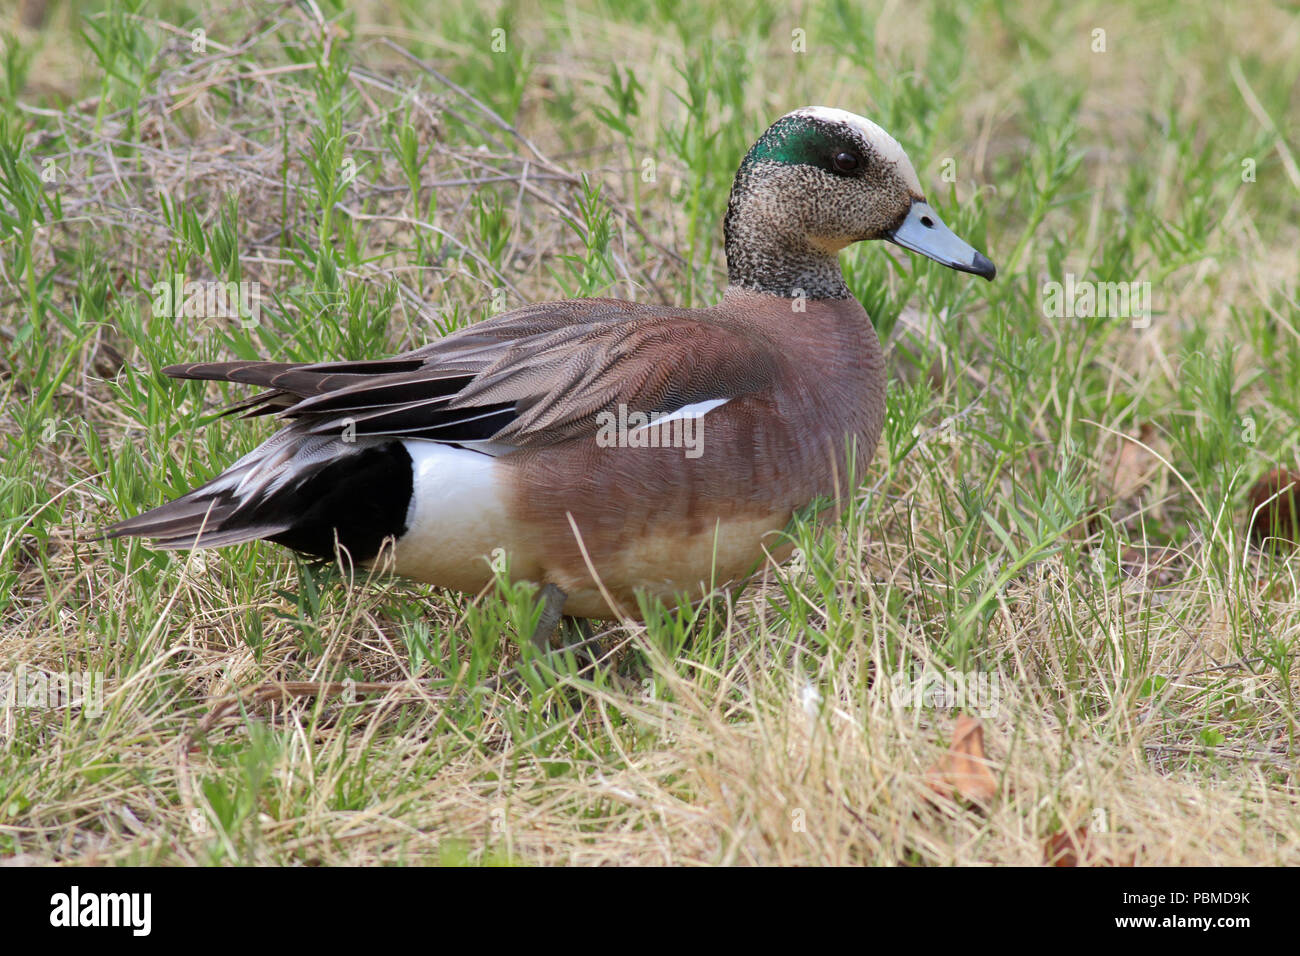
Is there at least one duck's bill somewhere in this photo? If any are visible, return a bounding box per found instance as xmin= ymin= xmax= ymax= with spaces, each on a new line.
xmin=886 ymin=199 xmax=996 ymax=281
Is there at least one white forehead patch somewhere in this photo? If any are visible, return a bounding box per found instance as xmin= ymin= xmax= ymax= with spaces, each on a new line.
xmin=788 ymin=106 xmax=922 ymax=193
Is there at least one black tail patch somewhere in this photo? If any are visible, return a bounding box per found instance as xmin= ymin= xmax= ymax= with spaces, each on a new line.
xmin=107 ymin=441 xmax=414 ymax=564
xmin=265 ymin=441 xmax=414 ymax=563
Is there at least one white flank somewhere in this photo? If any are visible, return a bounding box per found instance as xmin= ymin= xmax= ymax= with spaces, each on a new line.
xmin=390 ymin=440 xmax=514 ymax=590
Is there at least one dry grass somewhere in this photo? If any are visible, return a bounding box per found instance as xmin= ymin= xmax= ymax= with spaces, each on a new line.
xmin=1 ymin=0 xmax=1298 ymax=865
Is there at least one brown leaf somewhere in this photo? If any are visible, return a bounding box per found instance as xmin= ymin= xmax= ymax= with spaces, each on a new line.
xmin=1044 ymin=825 xmax=1135 ymax=867
xmin=92 ymin=341 xmax=125 ymax=379
xmin=1103 ymin=423 xmax=1161 ymax=502
xmin=925 ymin=715 xmax=998 ymax=805
xmin=1247 ymin=468 xmax=1300 ymax=549
xmin=1045 ymin=825 xmax=1090 ymax=866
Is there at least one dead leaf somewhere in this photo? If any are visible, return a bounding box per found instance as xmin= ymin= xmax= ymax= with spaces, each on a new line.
xmin=92 ymin=341 xmax=125 ymax=379
xmin=925 ymin=715 xmax=998 ymax=805
xmin=1103 ymin=423 xmax=1161 ymax=502
xmin=1045 ymin=825 xmax=1091 ymax=866
xmin=1247 ymin=468 xmax=1300 ymax=549
xmin=1044 ymin=825 xmax=1136 ymax=867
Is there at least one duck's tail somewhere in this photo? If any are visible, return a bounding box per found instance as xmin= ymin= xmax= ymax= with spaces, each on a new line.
xmin=103 ymin=427 xmax=415 ymax=561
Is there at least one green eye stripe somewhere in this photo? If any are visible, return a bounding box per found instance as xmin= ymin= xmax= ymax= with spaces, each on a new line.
xmin=742 ymin=116 xmax=850 ymax=173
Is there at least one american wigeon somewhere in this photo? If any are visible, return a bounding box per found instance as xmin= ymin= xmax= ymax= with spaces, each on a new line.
xmin=108 ymin=106 xmax=995 ymax=642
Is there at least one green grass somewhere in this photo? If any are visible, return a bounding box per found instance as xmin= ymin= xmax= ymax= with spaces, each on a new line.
xmin=0 ymin=0 xmax=1298 ymax=864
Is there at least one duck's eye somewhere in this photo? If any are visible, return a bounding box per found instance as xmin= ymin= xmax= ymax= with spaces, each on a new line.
xmin=832 ymin=151 xmax=860 ymax=173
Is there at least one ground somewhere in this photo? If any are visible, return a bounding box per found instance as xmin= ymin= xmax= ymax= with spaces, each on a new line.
xmin=0 ymin=0 xmax=1298 ymax=865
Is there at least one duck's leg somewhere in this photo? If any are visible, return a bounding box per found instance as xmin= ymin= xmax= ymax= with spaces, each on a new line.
xmin=529 ymin=585 xmax=603 ymax=674
xmin=529 ymin=583 xmax=569 ymax=653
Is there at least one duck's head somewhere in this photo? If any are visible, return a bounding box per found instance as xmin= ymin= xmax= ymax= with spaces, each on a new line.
xmin=724 ymin=106 xmax=995 ymax=299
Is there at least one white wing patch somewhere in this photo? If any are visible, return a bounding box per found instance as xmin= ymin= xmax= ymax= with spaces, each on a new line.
xmin=629 ymin=397 xmax=731 ymax=431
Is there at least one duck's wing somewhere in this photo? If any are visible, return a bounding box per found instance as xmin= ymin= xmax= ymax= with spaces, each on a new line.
xmin=163 ymin=298 xmax=782 ymax=448
xmin=106 ymin=298 xmax=782 ymax=550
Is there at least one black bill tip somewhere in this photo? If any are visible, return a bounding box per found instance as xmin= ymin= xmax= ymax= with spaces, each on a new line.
xmin=968 ymin=250 xmax=996 ymax=281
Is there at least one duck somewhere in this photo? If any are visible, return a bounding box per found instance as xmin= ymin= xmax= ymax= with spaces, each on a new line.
xmin=106 ymin=106 xmax=995 ymax=647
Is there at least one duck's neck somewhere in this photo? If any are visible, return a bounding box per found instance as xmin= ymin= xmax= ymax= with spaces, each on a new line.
xmin=723 ymin=171 xmax=851 ymax=301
